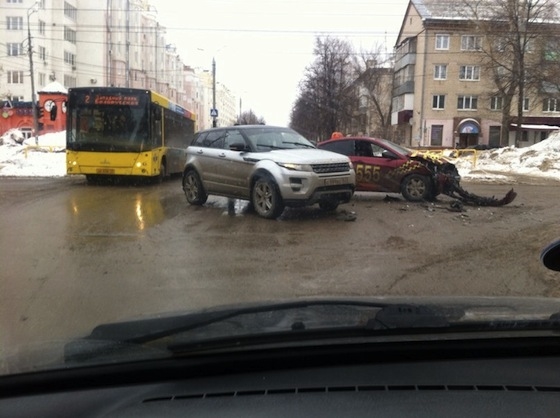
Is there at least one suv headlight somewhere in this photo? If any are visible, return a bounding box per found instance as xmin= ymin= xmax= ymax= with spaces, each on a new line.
xmin=277 ymin=162 xmax=313 ymax=172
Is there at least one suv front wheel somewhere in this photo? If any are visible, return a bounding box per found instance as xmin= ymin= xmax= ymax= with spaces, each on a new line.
xmin=183 ymin=169 xmax=208 ymax=205
xmin=252 ymin=176 xmax=285 ymax=219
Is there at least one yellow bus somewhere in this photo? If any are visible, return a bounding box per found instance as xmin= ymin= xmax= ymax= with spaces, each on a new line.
xmin=66 ymin=87 xmax=196 ymax=183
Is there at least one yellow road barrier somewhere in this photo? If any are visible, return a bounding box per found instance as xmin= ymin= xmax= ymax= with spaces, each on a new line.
xmin=23 ymin=145 xmax=61 ymax=158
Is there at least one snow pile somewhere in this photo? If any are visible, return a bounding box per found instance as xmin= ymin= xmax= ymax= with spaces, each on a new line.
xmin=459 ymin=131 xmax=560 ymax=181
xmin=0 ymin=130 xmax=66 ymax=177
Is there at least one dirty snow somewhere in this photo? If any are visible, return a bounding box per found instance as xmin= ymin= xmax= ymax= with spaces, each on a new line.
xmin=1 ymin=129 xmax=560 ymax=182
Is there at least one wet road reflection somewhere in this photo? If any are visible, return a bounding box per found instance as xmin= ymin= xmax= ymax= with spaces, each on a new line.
xmin=67 ymin=179 xmax=184 ymax=236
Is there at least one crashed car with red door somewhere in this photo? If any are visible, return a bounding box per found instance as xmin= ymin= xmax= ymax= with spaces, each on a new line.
xmin=317 ymin=136 xmax=516 ymax=206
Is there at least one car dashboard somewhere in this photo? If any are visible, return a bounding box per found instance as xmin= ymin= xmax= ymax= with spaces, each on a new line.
xmin=3 ymin=335 xmax=560 ymax=417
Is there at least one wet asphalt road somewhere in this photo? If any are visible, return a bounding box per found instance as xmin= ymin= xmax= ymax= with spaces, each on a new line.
xmin=1 ymin=175 xmax=559 ymax=372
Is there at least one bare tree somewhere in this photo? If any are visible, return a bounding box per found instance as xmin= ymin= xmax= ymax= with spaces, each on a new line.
xmin=351 ymin=45 xmax=394 ymax=139
xmin=290 ymin=36 xmax=357 ymax=141
xmin=461 ymin=0 xmax=559 ymax=146
xmin=236 ymin=109 xmax=265 ymax=125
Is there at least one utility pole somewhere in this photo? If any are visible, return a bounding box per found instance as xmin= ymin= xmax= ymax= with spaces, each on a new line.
xmin=212 ymin=57 xmax=217 ymax=127
xmin=125 ymin=0 xmax=130 ymax=88
xmin=27 ymin=2 xmax=39 ymax=145
xmin=155 ymin=22 xmax=158 ymax=92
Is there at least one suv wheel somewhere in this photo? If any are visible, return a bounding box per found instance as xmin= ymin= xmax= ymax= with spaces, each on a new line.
xmin=252 ymin=176 xmax=284 ymax=219
xmin=183 ymin=169 xmax=208 ymax=205
xmin=401 ymin=174 xmax=431 ymax=201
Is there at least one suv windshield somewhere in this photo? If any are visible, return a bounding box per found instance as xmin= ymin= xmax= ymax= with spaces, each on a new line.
xmin=242 ymin=127 xmax=315 ymax=151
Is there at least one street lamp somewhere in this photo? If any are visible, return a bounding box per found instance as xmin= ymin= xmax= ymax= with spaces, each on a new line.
xmin=197 ymin=47 xmax=225 ymax=128
xmin=27 ymin=1 xmax=40 ymax=145
xmin=212 ymin=57 xmax=216 ymax=127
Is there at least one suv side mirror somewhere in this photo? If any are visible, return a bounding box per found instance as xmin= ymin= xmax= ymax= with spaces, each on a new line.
xmin=542 ymin=239 xmax=560 ymax=272
xmin=229 ymin=142 xmax=248 ymax=152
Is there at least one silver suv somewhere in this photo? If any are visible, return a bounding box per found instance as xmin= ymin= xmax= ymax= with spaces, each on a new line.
xmin=182 ymin=125 xmax=355 ymax=219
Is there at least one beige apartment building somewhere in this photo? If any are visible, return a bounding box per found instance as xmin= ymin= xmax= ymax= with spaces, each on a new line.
xmin=0 ymin=0 xmax=237 ymax=132
xmin=392 ymin=0 xmax=560 ymax=148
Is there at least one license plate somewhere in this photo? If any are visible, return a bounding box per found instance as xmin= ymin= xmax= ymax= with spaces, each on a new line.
xmin=96 ymin=168 xmax=115 ymax=174
xmin=325 ymin=177 xmax=345 ymax=186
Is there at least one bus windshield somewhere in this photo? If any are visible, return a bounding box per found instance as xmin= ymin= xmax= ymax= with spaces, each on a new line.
xmin=68 ymin=93 xmax=150 ymax=153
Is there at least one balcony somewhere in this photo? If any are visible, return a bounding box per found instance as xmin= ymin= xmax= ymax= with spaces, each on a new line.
xmin=393 ymin=81 xmax=415 ymax=96
xmin=394 ymin=53 xmax=416 ymax=72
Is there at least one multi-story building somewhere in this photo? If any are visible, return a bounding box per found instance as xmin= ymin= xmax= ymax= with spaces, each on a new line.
xmin=0 ymin=0 xmax=237 ymax=134
xmin=348 ymin=66 xmax=394 ymax=139
xmin=392 ymin=0 xmax=560 ymax=148
xmin=195 ymin=69 xmax=238 ymax=130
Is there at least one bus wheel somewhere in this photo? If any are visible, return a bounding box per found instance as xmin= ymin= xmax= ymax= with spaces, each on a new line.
xmin=156 ymin=161 xmax=167 ymax=183
xmin=183 ymin=169 xmax=208 ymax=205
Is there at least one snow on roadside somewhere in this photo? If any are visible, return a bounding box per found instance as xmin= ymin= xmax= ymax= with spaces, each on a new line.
xmin=0 ymin=130 xmax=66 ymax=177
xmin=1 ymin=129 xmax=560 ymax=182
xmin=454 ymin=131 xmax=560 ymax=183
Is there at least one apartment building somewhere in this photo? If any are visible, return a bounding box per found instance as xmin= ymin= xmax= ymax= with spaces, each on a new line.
xmin=0 ymin=0 xmax=238 ymax=132
xmin=392 ymin=0 xmax=560 ymax=148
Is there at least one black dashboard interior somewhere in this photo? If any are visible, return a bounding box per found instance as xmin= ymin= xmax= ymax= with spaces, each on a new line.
xmin=2 ymin=336 xmax=560 ymax=417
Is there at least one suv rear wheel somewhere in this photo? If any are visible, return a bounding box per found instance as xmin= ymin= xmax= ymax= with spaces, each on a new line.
xmin=252 ymin=176 xmax=284 ymax=219
xmin=183 ymin=169 xmax=208 ymax=205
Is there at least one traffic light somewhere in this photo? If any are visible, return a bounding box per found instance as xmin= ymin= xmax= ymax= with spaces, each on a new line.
xmin=36 ymin=105 xmax=44 ymax=119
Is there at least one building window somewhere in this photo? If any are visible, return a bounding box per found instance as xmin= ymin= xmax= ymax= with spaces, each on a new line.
xmin=64 ymin=75 xmax=77 ymax=88
xmin=7 ymin=43 xmax=22 ymax=56
xmin=7 ymin=71 xmax=24 ymax=84
xmin=435 ymin=34 xmax=450 ymax=50
xmin=39 ymin=20 xmax=45 ymax=35
xmin=523 ymin=97 xmax=530 ymax=111
xmin=39 ymin=46 xmax=46 ymax=61
xmin=543 ymin=98 xmax=560 ymax=112
xmin=459 ymin=65 xmax=480 ymax=81
xmin=7 ymin=0 xmax=24 ymax=3
xmin=461 ymin=35 xmax=482 ymax=51
xmin=434 ymin=64 xmax=447 ymax=80
xmin=431 ymin=125 xmax=443 ymax=146
xmin=64 ymin=51 xmax=75 ymax=66
xmin=64 ymin=27 xmax=76 ymax=44
xmin=490 ymin=96 xmax=503 ymax=110
xmin=458 ymin=95 xmax=478 ymax=110
xmin=64 ymin=2 xmax=77 ymax=20
xmin=492 ymin=38 xmax=508 ymax=53
xmin=39 ymin=72 xmax=46 ymax=86
xmin=432 ymin=95 xmax=445 ymax=109
xmin=7 ymin=16 xmax=23 ymax=30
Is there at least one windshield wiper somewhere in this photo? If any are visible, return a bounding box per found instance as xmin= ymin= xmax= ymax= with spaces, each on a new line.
xmin=64 ymin=299 xmax=560 ymax=363
xmin=281 ymin=141 xmax=315 ymax=149
xmin=64 ymin=300 xmax=454 ymax=362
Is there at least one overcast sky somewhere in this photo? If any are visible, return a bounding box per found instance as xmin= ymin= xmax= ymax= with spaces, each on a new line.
xmin=152 ymin=0 xmax=410 ymax=126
